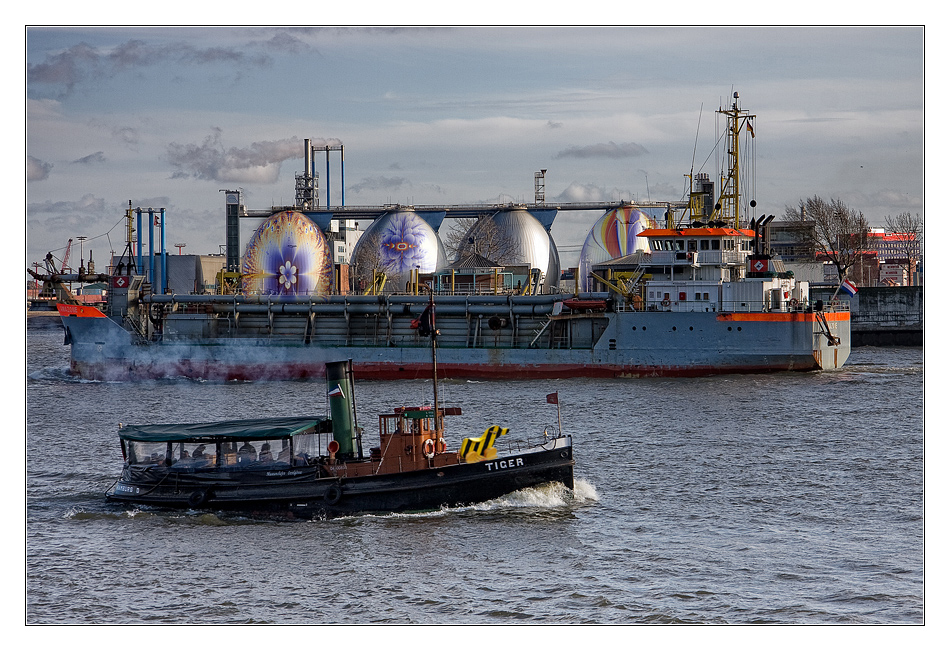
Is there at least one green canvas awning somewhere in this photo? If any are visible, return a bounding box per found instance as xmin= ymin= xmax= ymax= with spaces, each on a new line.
xmin=118 ymin=417 xmax=325 ymax=442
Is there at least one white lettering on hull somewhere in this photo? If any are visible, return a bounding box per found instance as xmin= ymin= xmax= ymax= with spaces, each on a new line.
xmin=484 ymin=458 xmax=525 ymax=471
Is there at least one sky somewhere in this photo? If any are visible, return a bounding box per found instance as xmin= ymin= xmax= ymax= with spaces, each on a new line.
xmin=24 ymin=25 xmax=925 ymax=273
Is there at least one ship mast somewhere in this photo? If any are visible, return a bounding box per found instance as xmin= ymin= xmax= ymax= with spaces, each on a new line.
xmin=716 ymin=92 xmax=755 ymax=229
xmin=421 ymin=285 xmax=441 ymax=435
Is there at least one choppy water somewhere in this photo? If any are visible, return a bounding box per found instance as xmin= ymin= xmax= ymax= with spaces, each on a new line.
xmin=26 ymin=324 xmax=923 ymax=624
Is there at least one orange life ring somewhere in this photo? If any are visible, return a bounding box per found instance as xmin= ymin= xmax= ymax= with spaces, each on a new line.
xmin=423 ymin=438 xmax=447 ymax=458
xmin=661 ymin=299 xmax=671 ymax=307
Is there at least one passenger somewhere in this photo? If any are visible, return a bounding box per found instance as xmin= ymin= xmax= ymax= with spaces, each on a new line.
xmin=259 ymin=443 xmax=273 ymax=462
xmin=277 ymin=444 xmax=292 ymax=463
xmin=192 ymin=444 xmax=207 ymax=459
xmin=238 ymin=441 xmax=256 ymax=463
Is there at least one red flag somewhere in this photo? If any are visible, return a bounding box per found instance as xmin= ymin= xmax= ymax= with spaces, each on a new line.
xmin=546 ymin=392 xmax=558 ymax=405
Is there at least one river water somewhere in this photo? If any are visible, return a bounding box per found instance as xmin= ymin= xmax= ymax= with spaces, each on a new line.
xmin=25 ymin=324 xmax=923 ymax=624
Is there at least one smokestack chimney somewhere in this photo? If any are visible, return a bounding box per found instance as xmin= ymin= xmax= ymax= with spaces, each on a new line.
xmin=304 ymin=139 xmax=312 ymax=177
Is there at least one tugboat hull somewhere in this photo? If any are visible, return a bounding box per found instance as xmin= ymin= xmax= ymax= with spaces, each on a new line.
xmin=107 ymin=437 xmax=574 ymax=519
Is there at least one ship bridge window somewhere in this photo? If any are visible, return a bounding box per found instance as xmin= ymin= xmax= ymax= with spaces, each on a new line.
xmin=724 ymin=239 xmax=736 ymax=250
xmin=675 ymin=240 xmax=685 ymax=251
xmin=687 ymin=240 xmax=697 ymax=252
xmin=711 ymin=240 xmax=721 ymax=250
xmin=651 ymin=240 xmax=662 ymax=251
xmin=664 ymin=240 xmax=674 ymax=251
xmin=700 ymin=240 xmax=710 ymax=251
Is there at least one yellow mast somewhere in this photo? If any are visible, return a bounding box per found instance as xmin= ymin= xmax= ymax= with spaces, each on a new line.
xmin=715 ymin=92 xmax=755 ymax=229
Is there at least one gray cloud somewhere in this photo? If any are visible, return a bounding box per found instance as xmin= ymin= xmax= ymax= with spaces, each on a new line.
xmin=347 ymin=176 xmax=410 ymax=195
xmin=553 ymin=182 xmax=636 ymax=203
xmin=28 ymin=38 xmax=272 ymax=96
xmin=72 ymin=151 xmax=106 ymax=165
xmin=555 ymin=141 xmax=649 ymax=159
xmin=166 ymin=129 xmax=304 ymax=183
xmin=27 ymin=155 xmax=53 ymax=181
xmin=28 ymin=193 xmax=107 ymax=214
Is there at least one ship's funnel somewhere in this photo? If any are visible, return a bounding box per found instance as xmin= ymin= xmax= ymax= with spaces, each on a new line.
xmin=326 ymin=360 xmax=361 ymax=459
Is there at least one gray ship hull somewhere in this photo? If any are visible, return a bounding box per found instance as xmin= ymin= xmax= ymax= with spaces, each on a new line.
xmin=59 ymin=293 xmax=850 ymax=381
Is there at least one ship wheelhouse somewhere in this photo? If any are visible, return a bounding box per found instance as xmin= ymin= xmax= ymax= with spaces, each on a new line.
xmin=588 ymin=226 xmax=812 ymax=314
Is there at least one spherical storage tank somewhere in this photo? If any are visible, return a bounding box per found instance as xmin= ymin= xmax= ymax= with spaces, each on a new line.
xmin=578 ymin=206 xmax=655 ymax=291
xmin=241 ymin=210 xmax=333 ymax=295
xmin=456 ymin=209 xmax=560 ymax=293
xmin=349 ymin=210 xmax=447 ymax=288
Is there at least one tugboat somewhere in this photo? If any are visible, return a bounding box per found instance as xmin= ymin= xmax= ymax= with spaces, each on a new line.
xmin=105 ymin=291 xmax=574 ymax=518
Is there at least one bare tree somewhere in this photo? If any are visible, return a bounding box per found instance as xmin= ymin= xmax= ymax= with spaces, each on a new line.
xmin=349 ymin=229 xmax=387 ymax=293
xmin=449 ymin=215 xmax=522 ymax=265
xmin=442 ymin=217 xmax=478 ymax=262
xmin=783 ymin=196 xmax=869 ymax=283
xmin=883 ymin=211 xmax=923 ymax=285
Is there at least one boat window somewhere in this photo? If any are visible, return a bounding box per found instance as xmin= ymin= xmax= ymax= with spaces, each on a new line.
xmin=687 ymin=240 xmax=697 ymax=252
xmin=724 ymin=239 xmax=736 ymax=250
xmin=126 ymin=440 xmax=170 ymax=466
xmin=292 ymin=432 xmax=320 ymax=465
xmin=169 ymin=441 xmax=217 ymax=467
xmin=664 ymin=240 xmax=674 ymax=251
xmin=651 ymin=239 xmax=663 ymax=251
xmin=675 ymin=240 xmax=685 ymax=251
xmin=711 ymin=240 xmax=721 ymax=250
xmin=700 ymin=240 xmax=710 ymax=251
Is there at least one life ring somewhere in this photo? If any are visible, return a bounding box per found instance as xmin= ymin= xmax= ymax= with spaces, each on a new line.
xmin=324 ymin=484 xmax=342 ymax=505
xmin=789 ymin=298 xmax=800 ymax=308
xmin=661 ymin=299 xmax=671 ymax=307
xmin=437 ymin=438 xmax=447 ymax=454
xmin=187 ymin=490 xmax=207 ymax=508
xmin=423 ymin=439 xmax=436 ymax=458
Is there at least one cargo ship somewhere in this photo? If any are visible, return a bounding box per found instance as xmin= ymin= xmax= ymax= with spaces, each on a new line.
xmin=50 ymin=93 xmax=851 ymax=381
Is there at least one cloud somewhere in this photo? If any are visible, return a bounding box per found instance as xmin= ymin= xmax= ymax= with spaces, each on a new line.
xmin=553 ymin=182 xmax=636 ymax=203
xmin=28 ymin=38 xmax=273 ymax=96
xmin=28 ymin=193 xmax=107 ymax=214
xmin=27 ymin=155 xmax=53 ymax=181
xmin=72 ymin=151 xmax=106 ymax=165
xmin=554 ymin=141 xmax=649 ymax=159
xmin=347 ymin=176 xmax=410 ymax=195
xmin=166 ymin=129 xmax=303 ymax=183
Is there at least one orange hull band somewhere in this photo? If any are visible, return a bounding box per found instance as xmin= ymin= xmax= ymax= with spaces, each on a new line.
xmin=717 ymin=312 xmax=850 ymax=323
xmin=57 ymin=304 xmax=107 ymax=318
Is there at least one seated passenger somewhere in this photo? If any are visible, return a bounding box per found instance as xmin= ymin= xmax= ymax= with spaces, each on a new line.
xmin=259 ymin=443 xmax=273 ymax=462
xmin=192 ymin=444 xmax=207 ymax=459
xmin=238 ymin=441 xmax=256 ymax=463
